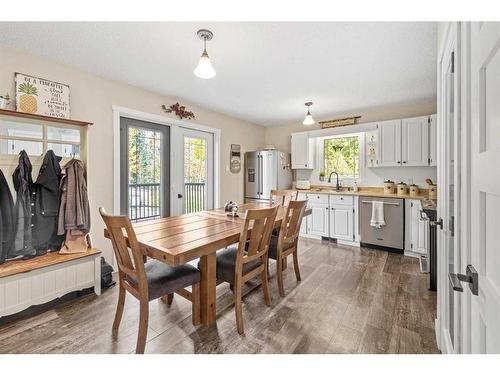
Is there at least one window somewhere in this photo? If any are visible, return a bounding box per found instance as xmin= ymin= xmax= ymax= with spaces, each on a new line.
xmin=0 ymin=118 xmax=81 ymax=158
xmin=323 ymin=135 xmax=360 ymax=179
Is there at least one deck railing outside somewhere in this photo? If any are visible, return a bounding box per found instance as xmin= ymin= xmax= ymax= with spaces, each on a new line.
xmin=128 ymin=182 xmax=206 ymax=221
xmin=184 ymin=182 xmax=206 ymax=214
xmin=128 ymin=183 xmax=161 ymax=221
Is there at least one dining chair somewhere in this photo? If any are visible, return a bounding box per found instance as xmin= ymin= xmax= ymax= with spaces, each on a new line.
xmin=267 ymin=200 xmax=308 ymax=297
xmin=214 ymin=205 xmax=278 ymax=334
xmin=270 ymin=189 xmax=298 ymax=206
xmin=99 ymin=208 xmax=201 ymax=354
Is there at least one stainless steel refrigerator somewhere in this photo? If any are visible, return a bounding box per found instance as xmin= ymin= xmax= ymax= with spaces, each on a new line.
xmin=244 ymin=150 xmax=292 ymax=204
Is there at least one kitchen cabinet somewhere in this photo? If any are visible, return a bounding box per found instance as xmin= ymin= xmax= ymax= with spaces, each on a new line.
xmin=402 ymin=116 xmax=429 ymax=166
xmin=405 ymin=199 xmax=429 ymax=255
xmin=329 ymin=206 xmax=354 ymax=241
xmin=429 ymin=114 xmax=437 ymax=166
xmin=308 ymin=203 xmax=329 ymax=237
xmin=291 ymin=132 xmax=315 ymax=169
xmin=297 ymin=192 xmax=357 ymax=243
xmin=378 ymin=119 xmax=402 ymax=167
xmin=368 ymin=114 xmax=436 ymax=168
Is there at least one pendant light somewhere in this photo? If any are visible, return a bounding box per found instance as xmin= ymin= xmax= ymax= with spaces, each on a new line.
xmin=194 ymin=29 xmax=216 ymax=79
xmin=303 ymin=102 xmax=315 ymax=125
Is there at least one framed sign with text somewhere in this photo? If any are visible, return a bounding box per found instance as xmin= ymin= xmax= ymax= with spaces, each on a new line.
xmin=15 ymin=73 xmax=70 ymax=119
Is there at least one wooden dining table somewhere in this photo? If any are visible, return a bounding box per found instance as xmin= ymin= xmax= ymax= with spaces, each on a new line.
xmin=104 ymin=202 xmax=311 ymax=326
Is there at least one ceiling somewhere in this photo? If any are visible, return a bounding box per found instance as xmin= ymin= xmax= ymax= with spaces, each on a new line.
xmin=0 ymin=22 xmax=437 ymax=126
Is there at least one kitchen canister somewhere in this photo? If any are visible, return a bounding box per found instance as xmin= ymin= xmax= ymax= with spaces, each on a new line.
xmin=428 ymin=184 xmax=437 ymax=199
xmin=384 ymin=180 xmax=395 ymax=195
xmin=397 ymin=182 xmax=408 ymax=196
xmin=409 ymin=184 xmax=419 ymax=197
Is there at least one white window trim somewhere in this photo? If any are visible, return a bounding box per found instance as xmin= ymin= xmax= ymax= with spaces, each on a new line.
xmin=313 ymin=132 xmax=365 ymax=186
xmin=112 ymin=105 xmax=221 ymax=215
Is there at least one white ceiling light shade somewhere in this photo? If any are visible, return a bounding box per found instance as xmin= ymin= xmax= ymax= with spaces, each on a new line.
xmin=303 ymin=102 xmax=315 ymax=125
xmin=194 ymin=29 xmax=216 ymax=79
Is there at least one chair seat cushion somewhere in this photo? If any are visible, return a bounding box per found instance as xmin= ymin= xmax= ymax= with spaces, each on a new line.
xmin=127 ymin=260 xmax=200 ymax=301
xmin=212 ymin=246 xmax=262 ymax=284
xmin=268 ymin=234 xmax=295 ymax=260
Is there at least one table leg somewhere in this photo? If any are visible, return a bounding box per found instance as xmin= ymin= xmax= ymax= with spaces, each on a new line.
xmin=199 ymin=253 xmax=216 ymax=326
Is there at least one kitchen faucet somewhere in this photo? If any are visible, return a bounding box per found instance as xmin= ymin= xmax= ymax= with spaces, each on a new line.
xmin=327 ymin=171 xmax=341 ymax=191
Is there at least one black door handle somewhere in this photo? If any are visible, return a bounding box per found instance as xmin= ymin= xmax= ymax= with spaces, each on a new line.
xmin=430 ymin=218 xmax=443 ymax=229
xmin=177 ymin=193 xmax=183 ymax=198
xmin=448 ymin=265 xmax=479 ymax=296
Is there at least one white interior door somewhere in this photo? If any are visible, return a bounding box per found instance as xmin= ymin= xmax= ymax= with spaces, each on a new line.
xmin=469 ymin=21 xmax=500 ymax=353
xmin=437 ymin=22 xmax=462 ymax=354
xmin=173 ymin=127 xmax=214 ymax=215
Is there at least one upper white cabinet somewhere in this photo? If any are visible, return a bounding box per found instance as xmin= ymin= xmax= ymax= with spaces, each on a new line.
xmin=369 ymin=114 xmax=436 ymax=168
xmin=291 ymin=132 xmax=315 ymax=169
xmin=429 ymin=114 xmax=437 ymax=166
xmin=401 ymin=116 xmax=429 ymax=166
xmin=378 ymin=120 xmax=402 ymax=167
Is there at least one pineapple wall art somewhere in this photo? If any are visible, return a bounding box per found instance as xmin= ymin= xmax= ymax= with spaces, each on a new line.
xmin=15 ymin=73 xmax=70 ymax=119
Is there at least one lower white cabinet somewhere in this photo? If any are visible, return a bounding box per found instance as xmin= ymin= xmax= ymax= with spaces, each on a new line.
xmin=309 ymin=203 xmax=329 ymax=237
xmin=298 ymin=193 xmax=357 ymax=243
xmin=329 ymin=206 xmax=354 ymax=241
xmin=405 ymin=199 xmax=429 ymax=255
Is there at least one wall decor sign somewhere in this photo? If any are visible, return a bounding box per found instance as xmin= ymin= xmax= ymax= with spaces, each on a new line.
xmin=319 ymin=116 xmax=361 ymax=129
xmin=230 ymin=144 xmax=241 ymax=174
xmin=15 ymin=73 xmax=70 ymax=119
xmin=161 ymin=103 xmax=195 ymax=120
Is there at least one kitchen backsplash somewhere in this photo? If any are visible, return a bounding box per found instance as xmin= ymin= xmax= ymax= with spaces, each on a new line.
xmin=295 ymin=166 xmax=437 ymax=187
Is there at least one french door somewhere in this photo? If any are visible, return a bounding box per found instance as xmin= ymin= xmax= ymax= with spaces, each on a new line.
xmin=172 ymin=127 xmax=214 ymax=215
xmin=120 ymin=117 xmax=170 ymax=220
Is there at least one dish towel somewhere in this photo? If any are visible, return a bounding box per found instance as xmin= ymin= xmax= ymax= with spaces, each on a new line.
xmin=370 ymin=201 xmax=386 ymax=229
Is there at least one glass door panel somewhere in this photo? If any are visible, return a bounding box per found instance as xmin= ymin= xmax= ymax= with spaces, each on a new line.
xmin=120 ymin=117 xmax=170 ymax=221
xmin=175 ymin=127 xmax=214 ymax=215
xmin=184 ymin=136 xmax=207 ymax=213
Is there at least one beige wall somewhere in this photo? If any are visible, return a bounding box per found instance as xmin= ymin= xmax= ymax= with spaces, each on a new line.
xmin=0 ymin=45 xmax=266 ymax=261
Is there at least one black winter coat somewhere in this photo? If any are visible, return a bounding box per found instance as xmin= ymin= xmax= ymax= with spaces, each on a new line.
xmin=32 ymin=150 xmax=65 ymax=254
xmin=10 ymin=150 xmax=36 ymax=258
xmin=0 ymin=169 xmax=16 ymax=263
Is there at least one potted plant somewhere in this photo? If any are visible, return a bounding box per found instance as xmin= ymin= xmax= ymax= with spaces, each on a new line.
xmin=319 ymin=170 xmax=325 ymax=182
xmin=0 ymin=93 xmax=10 ymax=110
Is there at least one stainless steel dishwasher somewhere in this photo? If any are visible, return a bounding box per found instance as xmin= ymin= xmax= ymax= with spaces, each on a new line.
xmin=359 ymin=196 xmax=404 ymax=252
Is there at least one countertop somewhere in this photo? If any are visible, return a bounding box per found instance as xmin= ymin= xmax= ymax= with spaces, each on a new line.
xmin=296 ymin=186 xmax=434 ymax=201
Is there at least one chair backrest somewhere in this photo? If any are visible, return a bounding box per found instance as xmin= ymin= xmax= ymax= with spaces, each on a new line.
xmin=278 ymin=200 xmax=308 ymax=250
xmin=270 ymin=189 xmax=298 ymax=207
xmin=99 ymin=207 xmax=148 ymax=294
xmin=236 ymin=205 xmax=279 ymax=269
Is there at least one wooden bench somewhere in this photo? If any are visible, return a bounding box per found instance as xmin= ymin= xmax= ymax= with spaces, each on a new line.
xmin=0 ymin=249 xmax=102 ymax=318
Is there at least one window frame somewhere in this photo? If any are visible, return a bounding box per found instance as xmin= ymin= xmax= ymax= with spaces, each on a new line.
xmin=317 ymin=132 xmax=365 ymax=185
xmin=0 ymin=116 xmax=82 ymax=159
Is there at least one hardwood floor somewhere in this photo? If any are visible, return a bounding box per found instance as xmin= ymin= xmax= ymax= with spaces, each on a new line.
xmin=0 ymin=238 xmax=439 ymax=354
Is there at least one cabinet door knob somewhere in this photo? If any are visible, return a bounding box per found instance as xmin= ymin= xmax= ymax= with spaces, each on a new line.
xmin=397 ymin=161 xmax=401 ymax=164
xmin=403 ymin=161 xmax=407 ymax=164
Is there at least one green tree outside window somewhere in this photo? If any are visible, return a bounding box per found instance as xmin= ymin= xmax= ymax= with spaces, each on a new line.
xmin=323 ymin=136 xmax=359 ymax=179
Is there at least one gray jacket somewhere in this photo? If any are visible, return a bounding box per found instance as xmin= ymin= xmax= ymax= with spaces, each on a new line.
xmin=57 ymin=159 xmax=91 ymax=235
